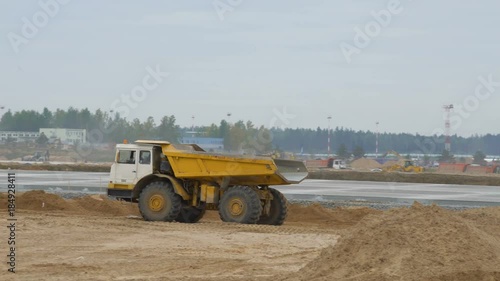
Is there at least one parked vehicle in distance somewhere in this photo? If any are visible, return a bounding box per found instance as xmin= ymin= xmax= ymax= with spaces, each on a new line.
xmin=21 ymin=151 xmax=46 ymax=162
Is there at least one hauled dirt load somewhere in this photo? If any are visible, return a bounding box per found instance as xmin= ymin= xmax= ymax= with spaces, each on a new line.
xmin=350 ymin=158 xmax=382 ymax=170
xmin=288 ymin=202 xmax=500 ymax=281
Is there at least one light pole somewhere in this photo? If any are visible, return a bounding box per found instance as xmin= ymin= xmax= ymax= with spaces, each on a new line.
xmin=327 ymin=116 xmax=332 ymax=157
xmin=0 ymin=105 xmax=5 ymax=123
xmin=376 ymin=121 xmax=379 ymax=158
xmin=191 ymin=115 xmax=196 ymax=137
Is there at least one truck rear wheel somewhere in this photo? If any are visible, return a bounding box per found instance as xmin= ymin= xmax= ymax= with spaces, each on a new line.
xmin=219 ymin=186 xmax=262 ymax=224
xmin=139 ymin=181 xmax=181 ymax=222
xmin=176 ymin=203 xmax=206 ymax=223
xmin=258 ymin=188 xmax=287 ymax=225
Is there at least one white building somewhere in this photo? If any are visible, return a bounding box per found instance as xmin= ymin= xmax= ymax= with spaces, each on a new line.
xmin=0 ymin=131 xmax=39 ymax=143
xmin=39 ymin=128 xmax=87 ymax=145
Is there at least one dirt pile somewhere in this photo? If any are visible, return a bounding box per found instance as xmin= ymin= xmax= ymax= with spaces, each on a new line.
xmin=291 ymin=202 xmax=500 ymax=281
xmin=17 ymin=190 xmax=76 ymax=211
xmin=72 ymin=195 xmax=139 ymax=216
xmin=287 ymin=204 xmax=381 ymax=227
xmin=0 ymin=191 xmax=139 ymax=216
xmin=458 ymin=207 xmax=500 ymax=238
xmin=350 ymin=158 xmax=382 ymax=170
xmin=382 ymin=159 xmax=405 ymax=167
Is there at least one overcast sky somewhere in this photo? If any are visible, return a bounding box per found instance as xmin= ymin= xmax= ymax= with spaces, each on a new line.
xmin=1 ymin=0 xmax=499 ymax=136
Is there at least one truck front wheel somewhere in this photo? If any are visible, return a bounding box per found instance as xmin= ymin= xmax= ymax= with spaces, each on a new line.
xmin=219 ymin=186 xmax=262 ymax=224
xmin=139 ymin=181 xmax=182 ymax=222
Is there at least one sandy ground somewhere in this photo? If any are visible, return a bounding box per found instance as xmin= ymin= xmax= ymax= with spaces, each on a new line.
xmin=0 ymin=192 xmax=365 ymax=281
xmin=1 ymin=191 xmax=499 ymax=281
xmin=3 ymin=211 xmax=339 ymax=281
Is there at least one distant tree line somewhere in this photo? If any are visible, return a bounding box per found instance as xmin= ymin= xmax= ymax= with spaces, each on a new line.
xmin=0 ymin=108 xmax=180 ymax=144
xmin=269 ymin=127 xmax=500 ymax=156
xmin=1 ymin=108 xmax=499 ymax=155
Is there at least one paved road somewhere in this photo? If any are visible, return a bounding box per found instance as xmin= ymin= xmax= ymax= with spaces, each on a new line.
xmin=0 ymin=170 xmax=499 ymax=204
xmin=274 ymin=180 xmax=500 ymax=205
xmin=0 ymin=170 xmax=110 ymax=191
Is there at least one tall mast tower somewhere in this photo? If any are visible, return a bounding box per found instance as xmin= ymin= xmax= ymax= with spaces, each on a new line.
xmin=327 ymin=116 xmax=332 ymax=157
xmin=443 ymin=104 xmax=454 ymax=152
xmin=376 ymin=121 xmax=379 ymax=157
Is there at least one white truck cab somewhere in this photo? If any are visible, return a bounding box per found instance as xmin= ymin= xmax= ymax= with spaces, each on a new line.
xmin=109 ymin=143 xmax=157 ymax=187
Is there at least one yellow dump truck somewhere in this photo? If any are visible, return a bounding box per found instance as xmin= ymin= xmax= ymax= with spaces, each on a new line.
xmin=108 ymin=140 xmax=308 ymax=225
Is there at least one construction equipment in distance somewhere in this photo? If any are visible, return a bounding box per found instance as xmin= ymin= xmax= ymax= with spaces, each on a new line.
xmin=381 ymin=150 xmax=424 ymax=173
xmin=384 ymin=160 xmax=424 ymax=173
xmin=107 ymin=140 xmax=308 ymax=225
xmin=21 ymin=151 xmax=46 ymax=162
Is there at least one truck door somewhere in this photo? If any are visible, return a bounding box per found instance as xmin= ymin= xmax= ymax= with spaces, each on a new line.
xmin=137 ymin=150 xmax=152 ymax=180
xmin=114 ymin=149 xmax=138 ymax=185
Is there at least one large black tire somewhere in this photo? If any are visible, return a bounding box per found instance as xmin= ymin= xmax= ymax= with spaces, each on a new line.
xmin=258 ymin=188 xmax=287 ymax=225
xmin=219 ymin=186 xmax=262 ymax=224
xmin=138 ymin=181 xmax=182 ymax=222
xmin=176 ymin=203 xmax=206 ymax=223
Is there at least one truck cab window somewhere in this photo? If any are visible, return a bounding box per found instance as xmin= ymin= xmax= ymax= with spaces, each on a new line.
xmin=139 ymin=151 xmax=151 ymax=164
xmin=118 ymin=150 xmax=136 ymax=164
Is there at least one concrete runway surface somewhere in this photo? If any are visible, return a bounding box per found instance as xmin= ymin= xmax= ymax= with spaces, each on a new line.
xmin=0 ymin=170 xmax=499 ymax=205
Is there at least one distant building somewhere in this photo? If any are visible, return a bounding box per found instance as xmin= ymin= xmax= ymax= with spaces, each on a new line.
xmin=180 ymin=137 xmax=224 ymax=152
xmin=0 ymin=131 xmax=39 ymax=143
xmin=39 ymin=128 xmax=87 ymax=145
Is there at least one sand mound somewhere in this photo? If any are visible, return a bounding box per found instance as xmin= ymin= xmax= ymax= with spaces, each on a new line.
xmin=17 ymin=190 xmax=76 ymax=211
xmin=0 ymin=191 xmax=138 ymax=216
xmin=291 ymin=202 xmax=500 ymax=281
xmin=382 ymin=159 xmax=405 ymax=167
xmin=287 ymin=204 xmax=381 ymax=227
xmin=0 ymin=193 xmax=9 ymax=209
xmin=458 ymin=207 xmax=500 ymax=239
xmin=71 ymin=195 xmax=139 ymax=216
xmin=201 ymin=204 xmax=381 ymax=226
xmin=351 ymin=158 xmax=382 ymax=170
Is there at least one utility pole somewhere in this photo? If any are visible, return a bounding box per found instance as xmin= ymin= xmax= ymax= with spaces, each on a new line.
xmin=191 ymin=115 xmax=196 ymax=137
xmin=443 ymin=105 xmax=454 ymax=152
xmin=0 ymin=105 xmax=5 ymax=121
xmin=327 ymin=116 xmax=332 ymax=157
xmin=376 ymin=121 xmax=379 ymax=158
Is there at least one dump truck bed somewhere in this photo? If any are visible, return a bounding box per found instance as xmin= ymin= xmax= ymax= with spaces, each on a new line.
xmin=136 ymin=140 xmax=308 ymax=186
